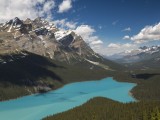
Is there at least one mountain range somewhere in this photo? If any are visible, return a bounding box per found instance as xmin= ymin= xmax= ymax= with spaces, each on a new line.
xmin=0 ymin=17 xmax=122 ymax=101
xmin=108 ymin=46 xmax=160 ymax=63
xmin=1 ymin=17 xmax=159 ymax=101
xmin=0 ymin=17 xmax=100 ymax=63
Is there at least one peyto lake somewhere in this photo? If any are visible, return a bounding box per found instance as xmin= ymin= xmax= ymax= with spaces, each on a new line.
xmin=0 ymin=77 xmax=136 ymax=120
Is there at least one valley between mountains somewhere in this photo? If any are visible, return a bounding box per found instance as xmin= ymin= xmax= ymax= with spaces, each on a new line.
xmin=0 ymin=17 xmax=122 ymax=101
xmin=0 ymin=17 xmax=160 ymax=120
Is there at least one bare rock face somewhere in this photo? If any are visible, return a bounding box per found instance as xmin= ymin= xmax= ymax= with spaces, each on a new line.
xmin=0 ymin=17 xmax=99 ymax=62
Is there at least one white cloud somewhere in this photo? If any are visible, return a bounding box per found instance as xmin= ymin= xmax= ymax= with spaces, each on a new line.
xmin=131 ymin=22 xmax=160 ymax=43
xmin=112 ymin=20 xmax=119 ymax=26
xmin=74 ymin=25 xmax=95 ymax=38
xmin=74 ymin=25 xmax=103 ymax=49
xmin=108 ymin=43 xmax=121 ymax=48
xmin=122 ymin=27 xmax=131 ymax=32
xmin=54 ymin=19 xmax=77 ymax=29
xmin=58 ymin=0 xmax=72 ymax=13
xmin=108 ymin=43 xmax=134 ymax=49
xmin=43 ymin=1 xmax=54 ymax=12
xmin=96 ymin=43 xmax=138 ymax=56
xmin=40 ymin=0 xmax=55 ymax=20
xmin=90 ymin=39 xmax=103 ymax=45
xmin=0 ymin=0 xmax=55 ymax=22
xmin=123 ymin=35 xmax=130 ymax=40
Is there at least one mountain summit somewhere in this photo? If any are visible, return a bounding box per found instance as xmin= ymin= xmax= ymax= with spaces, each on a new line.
xmin=0 ymin=17 xmax=123 ymax=101
xmin=0 ymin=17 xmax=99 ymax=63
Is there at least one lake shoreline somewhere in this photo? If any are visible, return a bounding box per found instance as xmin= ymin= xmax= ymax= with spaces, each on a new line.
xmin=0 ymin=77 xmax=137 ymax=102
xmin=0 ymin=77 xmax=136 ymax=120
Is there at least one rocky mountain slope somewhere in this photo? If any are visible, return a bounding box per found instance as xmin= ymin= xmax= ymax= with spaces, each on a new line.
xmin=0 ymin=17 xmax=122 ymax=101
xmin=0 ymin=17 xmax=99 ymax=63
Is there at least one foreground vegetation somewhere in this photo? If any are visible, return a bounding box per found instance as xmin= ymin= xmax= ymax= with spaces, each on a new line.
xmin=44 ymin=97 xmax=160 ymax=120
xmin=112 ymin=69 xmax=160 ymax=101
xmin=43 ymin=63 xmax=160 ymax=120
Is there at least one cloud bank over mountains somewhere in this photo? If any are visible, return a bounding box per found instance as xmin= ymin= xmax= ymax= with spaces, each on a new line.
xmin=123 ymin=23 xmax=160 ymax=43
xmin=1 ymin=0 xmax=160 ymax=56
xmin=130 ymin=22 xmax=160 ymax=43
xmin=0 ymin=0 xmax=103 ymax=53
xmin=0 ymin=0 xmax=75 ymax=22
xmin=74 ymin=25 xmax=103 ymax=49
xmin=0 ymin=0 xmax=56 ymax=22
xmin=53 ymin=20 xmax=103 ymax=50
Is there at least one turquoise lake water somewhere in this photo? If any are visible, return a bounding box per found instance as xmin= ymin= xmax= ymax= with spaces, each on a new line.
xmin=0 ymin=77 xmax=136 ymax=120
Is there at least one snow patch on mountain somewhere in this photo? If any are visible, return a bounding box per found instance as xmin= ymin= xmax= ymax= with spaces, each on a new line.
xmin=85 ymin=59 xmax=112 ymax=70
xmin=54 ymin=30 xmax=72 ymax=41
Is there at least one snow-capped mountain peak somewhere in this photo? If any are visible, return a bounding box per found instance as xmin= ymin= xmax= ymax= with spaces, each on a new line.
xmin=54 ymin=30 xmax=72 ymax=41
xmin=0 ymin=17 xmax=97 ymax=63
xmin=108 ymin=45 xmax=160 ymax=63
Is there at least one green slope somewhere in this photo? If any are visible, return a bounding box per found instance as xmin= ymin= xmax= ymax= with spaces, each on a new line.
xmin=44 ymin=97 xmax=160 ymax=120
xmin=0 ymin=51 xmax=121 ymax=101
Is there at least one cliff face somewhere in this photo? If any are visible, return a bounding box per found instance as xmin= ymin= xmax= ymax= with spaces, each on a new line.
xmin=0 ymin=17 xmax=99 ymax=63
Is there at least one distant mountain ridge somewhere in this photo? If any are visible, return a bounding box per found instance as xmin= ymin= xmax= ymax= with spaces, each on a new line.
xmin=108 ymin=45 xmax=160 ymax=63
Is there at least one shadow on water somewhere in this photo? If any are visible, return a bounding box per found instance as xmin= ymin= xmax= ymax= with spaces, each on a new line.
xmin=0 ymin=52 xmax=64 ymax=86
xmin=132 ymin=73 xmax=160 ymax=80
xmin=34 ymin=92 xmax=64 ymax=98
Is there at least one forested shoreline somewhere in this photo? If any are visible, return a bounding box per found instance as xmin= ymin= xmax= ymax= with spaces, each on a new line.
xmin=44 ymin=97 xmax=160 ymax=120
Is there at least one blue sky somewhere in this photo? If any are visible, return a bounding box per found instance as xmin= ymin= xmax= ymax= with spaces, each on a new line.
xmin=1 ymin=0 xmax=160 ymax=55
xmin=55 ymin=0 xmax=160 ymax=41
xmin=52 ymin=0 xmax=160 ymax=55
